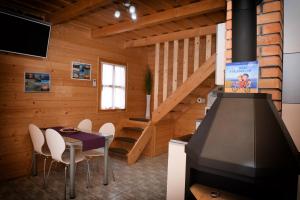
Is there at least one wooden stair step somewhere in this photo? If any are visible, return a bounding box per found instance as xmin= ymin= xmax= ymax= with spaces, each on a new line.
xmin=128 ymin=118 xmax=150 ymax=122
xmin=122 ymin=118 xmax=149 ymax=129
xmin=115 ymin=136 xmax=137 ymax=144
xmin=109 ymin=147 xmax=128 ymax=158
xmin=123 ymin=127 xmax=144 ymax=132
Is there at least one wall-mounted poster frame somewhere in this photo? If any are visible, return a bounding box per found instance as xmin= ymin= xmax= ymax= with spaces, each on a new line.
xmin=24 ymin=72 xmax=50 ymax=92
xmin=71 ymin=61 xmax=91 ymax=80
xmin=224 ymin=61 xmax=259 ymax=93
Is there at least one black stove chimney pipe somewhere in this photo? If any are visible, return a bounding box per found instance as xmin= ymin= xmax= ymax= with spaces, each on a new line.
xmin=232 ymin=0 xmax=262 ymax=62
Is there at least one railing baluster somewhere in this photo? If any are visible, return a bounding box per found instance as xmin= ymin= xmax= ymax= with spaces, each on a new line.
xmin=183 ymin=38 xmax=189 ymax=82
xmin=206 ymin=34 xmax=212 ymax=60
xmin=163 ymin=41 xmax=169 ymax=101
xmin=194 ymin=36 xmax=200 ymax=72
xmin=172 ymin=40 xmax=178 ymax=92
xmin=154 ymin=43 xmax=160 ymax=110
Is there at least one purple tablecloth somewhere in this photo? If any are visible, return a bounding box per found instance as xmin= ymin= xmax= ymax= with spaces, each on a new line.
xmin=43 ymin=127 xmax=105 ymax=151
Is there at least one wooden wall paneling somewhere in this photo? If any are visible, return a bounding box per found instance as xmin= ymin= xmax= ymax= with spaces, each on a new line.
xmin=194 ymin=36 xmax=200 ymax=72
xmin=206 ymin=34 xmax=212 ymax=60
xmin=153 ymin=118 xmax=175 ymax=156
xmin=163 ymin=41 xmax=169 ymax=101
xmin=172 ymin=40 xmax=179 ymax=92
xmin=0 ymin=24 xmax=148 ymax=181
xmin=183 ymin=38 xmax=189 ymax=82
xmin=177 ymin=41 xmax=184 ymax=87
xmin=154 ymin=43 xmax=160 ymax=110
xmin=174 ymin=103 xmax=206 ymax=136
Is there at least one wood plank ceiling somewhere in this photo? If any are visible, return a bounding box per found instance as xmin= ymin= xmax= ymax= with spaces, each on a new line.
xmin=0 ymin=0 xmax=226 ymax=46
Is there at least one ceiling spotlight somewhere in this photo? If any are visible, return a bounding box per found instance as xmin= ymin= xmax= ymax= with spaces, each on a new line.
xmin=129 ymin=5 xmax=136 ymax=14
xmin=114 ymin=1 xmax=138 ymax=21
xmin=131 ymin=12 xmax=137 ymax=21
xmin=114 ymin=10 xmax=121 ymax=18
xmin=123 ymin=0 xmax=131 ymax=7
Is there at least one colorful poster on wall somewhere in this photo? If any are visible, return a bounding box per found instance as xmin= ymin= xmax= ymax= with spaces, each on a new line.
xmin=71 ymin=62 xmax=91 ymax=80
xmin=225 ymin=61 xmax=259 ymax=93
xmin=24 ymin=72 xmax=50 ymax=92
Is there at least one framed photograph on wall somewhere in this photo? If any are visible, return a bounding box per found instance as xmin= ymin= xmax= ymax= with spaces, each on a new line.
xmin=71 ymin=62 xmax=91 ymax=80
xmin=24 ymin=72 xmax=50 ymax=92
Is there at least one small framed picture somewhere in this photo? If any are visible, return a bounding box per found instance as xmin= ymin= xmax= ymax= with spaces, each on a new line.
xmin=24 ymin=72 xmax=50 ymax=92
xmin=224 ymin=61 xmax=259 ymax=93
xmin=71 ymin=62 xmax=91 ymax=80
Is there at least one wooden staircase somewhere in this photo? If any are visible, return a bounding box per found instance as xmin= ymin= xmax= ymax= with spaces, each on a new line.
xmin=109 ymin=118 xmax=153 ymax=164
xmin=170 ymin=76 xmax=216 ymax=120
xmin=110 ymin=55 xmax=216 ymax=164
xmin=152 ymin=54 xmax=216 ymax=124
xmin=111 ymin=29 xmax=217 ymax=165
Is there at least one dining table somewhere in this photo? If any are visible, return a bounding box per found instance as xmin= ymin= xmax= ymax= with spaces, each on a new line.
xmin=31 ymin=127 xmax=112 ymax=199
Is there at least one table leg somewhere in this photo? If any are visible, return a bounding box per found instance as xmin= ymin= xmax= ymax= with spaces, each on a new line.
xmin=103 ymin=138 xmax=109 ymax=185
xmin=69 ymin=145 xmax=76 ymax=199
xmin=32 ymin=151 xmax=37 ymax=176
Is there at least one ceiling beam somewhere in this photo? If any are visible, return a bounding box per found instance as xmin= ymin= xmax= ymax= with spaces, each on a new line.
xmin=124 ymin=25 xmax=216 ymax=48
xmin=46 ymin=0 xmax=110 ymax=25
xmin=91 ymin=0 xmax=225 ymax=38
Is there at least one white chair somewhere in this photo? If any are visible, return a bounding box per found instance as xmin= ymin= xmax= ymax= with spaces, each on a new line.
xmin=77 ymin=119 xmax=92 ymax=132
xmin=45 ymin=129 xmax=91 ymax=199
xmin=29 ymin=124 xmax=51 ymax=187
xmin=83 ymin=123 xmax=116 ymax=181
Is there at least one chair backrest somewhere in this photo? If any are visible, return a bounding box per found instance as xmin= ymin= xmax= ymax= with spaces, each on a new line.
xmin=29 ymin=124 xmax=45 ymax=155
xmin=45 ymin=129 xmax=65 ymax=162
xmin=99 ymin=122 xmax=115 ymax=146
xmin=77 ymin=119 xmax=92 ymax=132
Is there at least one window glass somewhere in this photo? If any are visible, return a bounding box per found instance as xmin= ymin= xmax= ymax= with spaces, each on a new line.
xmin=114 ymin=65 xmax=126 ymax=87
xmin=102 ymin=63 xmax=113 ymax=85
xmin=100 ymin=62 xmax=126 ymax=110
xmin=114 ymin=87 xmax=125 ymax=109
xmin=101 ymin=86 xmax=113 ymax=109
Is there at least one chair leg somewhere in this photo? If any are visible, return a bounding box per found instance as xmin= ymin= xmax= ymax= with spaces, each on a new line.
xmin=86 ymin=160 xmax=91 ymax=188
xmin=46 ymin=160 xmax=55 ymax=182
xmin=96 ymin=159 xmax=100 ymax=171
xmin=64 ymin=165 xmax=68 ymax=200
xmin=43 ymin=157 xmax=47 ymax=187
xmin=110 ymin=158 xmax=116 ymax=182
xmin=52 ymin=161 xmax=58 ymax=175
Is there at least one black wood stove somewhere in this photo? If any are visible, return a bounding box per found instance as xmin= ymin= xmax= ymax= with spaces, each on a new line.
xmin=185 ymin=93 xmax=299 ymax=199
xmin=184 ymin=0 xmax=300 ymax=199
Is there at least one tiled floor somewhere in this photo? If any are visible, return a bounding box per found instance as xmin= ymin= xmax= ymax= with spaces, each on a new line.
xmin=0 ymin=154 xmax=168 ymax=200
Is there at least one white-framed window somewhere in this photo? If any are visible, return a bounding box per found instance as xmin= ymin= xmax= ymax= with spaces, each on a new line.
xmin=100 ymin=62 xmax=126 ymax=110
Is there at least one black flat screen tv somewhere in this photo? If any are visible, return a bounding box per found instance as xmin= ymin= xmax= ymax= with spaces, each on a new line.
xmin=0 ymin=11 xmax=51 ymax=58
